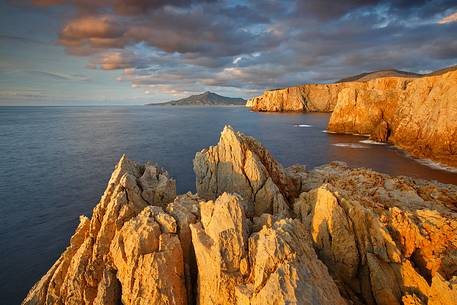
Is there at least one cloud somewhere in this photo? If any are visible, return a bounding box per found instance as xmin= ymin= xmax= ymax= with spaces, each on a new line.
xmin=295 ymin=0 xmax=380 ymax=20
xmin=58 ymin=15 xmax=127 ymax=54
xmin=30 ymin=0 xmax=217 ymax=15
xmin=24 ymin=0 xmax=457 ymax=99
xmin=0 ymin=34 xmax=47 ymax=44
xmin=0 ymin=89 xmax=49 ymax=99
xmin=30 ymin=70 xmax=90 ymax=81
xmin=438 ymin=11 xmax=457 ymax=24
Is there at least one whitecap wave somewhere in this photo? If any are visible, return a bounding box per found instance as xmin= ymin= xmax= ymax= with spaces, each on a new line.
xmin=322 ymin=130 xmax=336 ymax=134
xmin=294 ymin=124 xmax=312 ymax=127
xmin=360 ymin=139 xmax=387 ymax=145
xmin=332 ymin=143 xmax=369 ymax=149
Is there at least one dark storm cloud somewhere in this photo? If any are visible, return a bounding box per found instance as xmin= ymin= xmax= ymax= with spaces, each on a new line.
xmin=295 ymin=0 xmax=380 ymax=20
xmin=30 ymin=0 xmax=217 ymax=14
xmin=26 ymin=0 xmax=457 ymax=97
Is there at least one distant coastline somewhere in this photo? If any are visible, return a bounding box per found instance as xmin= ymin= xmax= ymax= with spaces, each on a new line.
xmin=147 ymin=104 xmax=244 ymax=107
xmin=146 ymin=91 xmax=246 ymax=106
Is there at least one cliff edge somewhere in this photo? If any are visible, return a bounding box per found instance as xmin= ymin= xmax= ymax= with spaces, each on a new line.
xmin=328 ymin=70 xmax=457 ymax=166
xmin=247 ymin=69 xmax=457 ymax=167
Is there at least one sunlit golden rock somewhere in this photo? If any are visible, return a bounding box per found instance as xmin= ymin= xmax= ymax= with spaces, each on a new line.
xmin=327 ymin=71 xmax=457 ymax=166
xmin=193 ymin=125 xmax=300 ymax=217
xmin=294 ymin=161 xmax=457 ymax=305
xmin=23 ymin=127 xmax=457 ymax=305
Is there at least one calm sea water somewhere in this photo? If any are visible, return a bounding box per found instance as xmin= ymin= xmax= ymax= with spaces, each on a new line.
xmin=1 ymin=106 xmax=456 ymax=304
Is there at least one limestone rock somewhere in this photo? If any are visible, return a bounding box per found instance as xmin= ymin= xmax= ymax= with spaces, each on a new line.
xmin=190 ymin=193 xmax=249 ymax=305
xmin=22 ymin=155 xmax=182 ymax=305
xmin=138 ymin=163 xmax=177 ymax=206
xmin=191 ymin=192 xmax=348 ymax=305
xmin=109 ymin=206 xmax=186 ymax=305
xmin=238 ymin=218 xmax=348 ymax=305
xmin=248 ymin=71 xmax=457 ymax=166
xmin=23 ymin=128 xmax=457 ymax=305
xmin=294 ymin=162 xmax=457 ymax=305
xmin=193 ymin=125 xmax=300 ymax=217
xmin=166 ymin=192 xmax=200 ymax=305
xmin=428 ymin=274 xmax=457 ymax=305
xmin=248 ymin=83 xmax=356 ymax=112
xmin=328 ymin=71 xmax=457 ymax=166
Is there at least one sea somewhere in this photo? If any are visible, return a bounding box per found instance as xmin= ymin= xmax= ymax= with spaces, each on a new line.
xmin=1 ymin=106 xmax=456 ymax=304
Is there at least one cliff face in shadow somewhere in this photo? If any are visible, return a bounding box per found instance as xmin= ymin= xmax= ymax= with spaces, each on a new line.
xmin=328 ymin=71 xmax=457 ymax=166
xmin=23 ymin=127 xmax=457 ymax=305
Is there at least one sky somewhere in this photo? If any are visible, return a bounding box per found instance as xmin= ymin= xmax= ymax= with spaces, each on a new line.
xmin=0 ymin=0 xmax=456 ymax=105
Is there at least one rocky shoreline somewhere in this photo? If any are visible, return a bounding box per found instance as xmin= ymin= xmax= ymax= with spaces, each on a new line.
xmin=22 ymin=126 xmax=457 ymax=305
xmin=247 ymin=70 xmax=457 ymax=168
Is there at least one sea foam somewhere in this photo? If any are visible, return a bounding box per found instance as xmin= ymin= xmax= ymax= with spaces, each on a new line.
xmin=360 ymin=139 xmax=387 ymax=145
xmin=332 ymin=143 xmax=369 ymax=149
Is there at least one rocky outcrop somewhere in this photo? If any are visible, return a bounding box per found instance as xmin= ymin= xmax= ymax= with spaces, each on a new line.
xmin=193 ymin=125 xmax=300 ymax=217
xmin=22 ymin=155 xmax=192 ymax=305
xmin=328 ymin=71 xmax=457 ymax=166
xmin=190 ymin=192 xmax=348 ymax=305
xmin=294 ymin=161 xmax=457 ymax=305
xmin=247 ymin=70 xmax=457 ymax=167
xmin=247 ymin=83 xmax=361 ymax=112
xmin=23 ymin=127 xmax=457 ymax=305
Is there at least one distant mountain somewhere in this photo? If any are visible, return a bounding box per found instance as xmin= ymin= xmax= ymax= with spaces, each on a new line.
xmin=146 ymin=91 xmax=246 ymax=106
xmin=337 ymin=69 xmax=422 ymax=83
xmin=426 ymin=65 xmax=457 ymax=76
xmin=337 ymin=65 xmax=457 ymax=83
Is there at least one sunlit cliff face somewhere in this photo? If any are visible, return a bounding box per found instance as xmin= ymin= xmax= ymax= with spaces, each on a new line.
xmin=0 ymin=0 xmax=456 ymax=104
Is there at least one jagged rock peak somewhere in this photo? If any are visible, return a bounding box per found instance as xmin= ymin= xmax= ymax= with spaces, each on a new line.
xmin=21 ymin=155 xmax=188 ymax=305
xmin=193 ymin=125 xmax=301 ymax=217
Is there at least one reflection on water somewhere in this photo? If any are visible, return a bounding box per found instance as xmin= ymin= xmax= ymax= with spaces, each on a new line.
xmin=0 ymin=106 xmax=456 ymax=304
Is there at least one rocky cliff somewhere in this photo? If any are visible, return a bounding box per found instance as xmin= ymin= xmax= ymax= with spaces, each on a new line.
xmin=247 ymin=70 xmax=457 ymax=167
xmin=247 ymin=83 xmax=359 ymax=112
xmin=328 ymin=70 xmax=457 ymax=166
xmin=23 ymin=127 xmax=457 ymax=305
xmin=246 ymin=67 xmax=456 ymax=112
